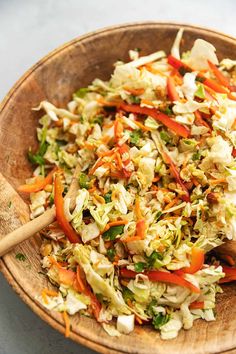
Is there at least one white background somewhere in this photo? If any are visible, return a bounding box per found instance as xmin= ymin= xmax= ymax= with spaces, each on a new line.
xmin=0 ymin=0 xmax=235 ymax=353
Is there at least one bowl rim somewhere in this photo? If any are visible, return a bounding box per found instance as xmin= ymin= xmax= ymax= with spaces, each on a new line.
xmin=0 ymin=21 xmax=236 ymax=354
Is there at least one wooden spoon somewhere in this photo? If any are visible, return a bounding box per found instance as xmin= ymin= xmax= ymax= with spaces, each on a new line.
xmin=0 ymin=165 xmax=80 ymax=257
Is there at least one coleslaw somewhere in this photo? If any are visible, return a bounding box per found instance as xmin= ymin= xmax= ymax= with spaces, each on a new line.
xmin=19 ymin=29 xmax=236 ymax=339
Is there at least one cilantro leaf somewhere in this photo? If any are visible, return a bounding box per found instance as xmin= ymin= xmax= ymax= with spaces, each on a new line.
xmin=152 ymin=313 xmax=170 ymax=329
xmin=15 ymin=253 xmax=26 ymax=261
xmin=192 ymin=151 xmax=201 ymax=161
xmin=93 ymin=116 xmax=104 ymax=126
xmin=102 ymin=225 xmax=125 ymax=240
xmin=130 ymin=129 xmax=142 ymax=145
xmin=107 ymin=248 xmax=116 ymax=262
xmin=74 ymin=87 xmax=89 ymax=98
xmin=104 ymin=192 xmax=112 ymax=203
xmin=146 ymin=251 xmax=163 ymax=269
xmin=122 ymin=287 xmax=134 ymax=302
xmin=156 ymin=211 xmax=162 ymax=221
xmin=78 ymin=173 xmax=90 ymax=189
xmin=129 ymin=95 xmax=141 ymax=104
xmin=160 ymin=130 xmax=170 ymax=143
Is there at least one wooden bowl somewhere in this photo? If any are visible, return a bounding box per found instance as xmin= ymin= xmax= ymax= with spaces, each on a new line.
xmin=0 ymin=22 xmax=236 ymax=354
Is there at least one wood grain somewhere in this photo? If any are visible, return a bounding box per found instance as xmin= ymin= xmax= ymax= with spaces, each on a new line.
xmin=0 ymin=22 xmax=236 ymax=354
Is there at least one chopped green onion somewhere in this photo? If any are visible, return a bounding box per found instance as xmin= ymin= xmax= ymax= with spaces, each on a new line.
xmin=134 ymin=262 xmax=146 ymax=272
xmin=78 ymin=173 xmax=90 ymax=189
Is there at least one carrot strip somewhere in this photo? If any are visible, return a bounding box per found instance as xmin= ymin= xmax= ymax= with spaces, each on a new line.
xmin=18 ymin=166 xmax=57 ymax=193
xmin=76 ymin=266 xmax=86 ymax=292
xmin=97 ymin=97 xmax=122 ymax=107
xmin=140 ymin=99 xmax=156 ymax=107
xmin=88 ymin=186 xmax=96 ymax=193
xmin=54 ymin=174 xmax=80 ymax=243
xmin=76 ymin=266 xmax=101 ymax=321
xmin=182 ymin=247 xmax=204 ymax=274
xmin=143 ymin=64 xmax=167 ymax=77
xmin=114 ymin=118 xmax=123 ymax=143
xmin=167 ymin=76 xmax=180 ymax=102
xmin=97 ymin=149 xmax=115 ymax=157
xmin=123 ymin=236 xmax=143 ymax=243
xmin=89 ymin=159 xmax=104 ymax=175
xmin=62 ymin=311 xmax=70 ymax=338
xmin=133 ymin=120 xmax=152 ymax=132
xmin=136 ymin=219 xmax=146 ymax=239
xmin=115 ymin=152 xmax=123 ymax=170
xmin=43 ymin=289 xmax=58 ymax=297
xmin=163 ymin=152 xmax=190 ymax=202
xmin=194 ymin=110 xmax=212 ymax=131
xmin=41 ymin=290 xmax=49 ymax=304
xmin=124 ymin=87 xmax=145 ymax=95
xmin=103 ymin=219 xmax=128 ymax=232
xmin=189 ymin=301 xmax=204 ymax=310
xmin=164 ymin=198 xmax=179 ymax=210
xmin=208 ymin=60 xmax=230 ymax=89
xmin=209 ymin=178 xmax=226 ymax=185
xmin=135 ymin=197 xmax=143 ymax=220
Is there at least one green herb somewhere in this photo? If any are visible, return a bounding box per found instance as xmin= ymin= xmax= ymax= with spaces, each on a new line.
xmin=164 ymin=106 xmax=173 ymax=116
xmin=93 ymin=116 xmax=104 ymax=126
xmin=78 ymin=173 xmax=90 ymax=189
xmin=134 ymin=47 xmax=141 ymax=53
xmin=8 ymin=201 xmax=12 ymax=209
xmin=130 ymin=129 xmax=142 ymax=145
xmin=192 ymin=151 xmax=201 ymax=161
xmin=15 ymin=253 xmax=26 ymax=262
xmin=80 ymin=116 xmax=84 ymax=123
xmin=134 ymin=262 xmax=146 ymax=272
xmin=152 ymin=313 xmax=170 ymax=329
xmin=27 ymin=129 xmax=48 ymax=170
xmin=147 ymin=251 xmax=163 ymax=269
xmin=74 ymin=87 xmax=89 ymax=98
xmin=195 ymin=84 xmax=205 ymax=99
xmin=129 ymin=95 xmax=141 ymax=104
xmin=156 ymin=211 xmax=162 ymax=221
xmin=123 ymin=288 xmax=134 ymax=302
xmin=102 ymin=225 xmax=125 ymax=241
xmin=49 ymin=193 xmax=54 ymax=207
xmin=160 ymin=131 xmax=170 ymax=143
xmin=104 ymin=192 xmax=112 ymax=203
xmin=28 ymin=149 xmax=45 ymax=166
xmin=147 ymin=299 xmax=157 ymax=316
xmin=107 ymin=248 xmax=116 ymax=262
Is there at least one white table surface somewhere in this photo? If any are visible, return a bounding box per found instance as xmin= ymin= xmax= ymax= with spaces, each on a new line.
xmin=0 ymin=0 xmax=235 ymax=353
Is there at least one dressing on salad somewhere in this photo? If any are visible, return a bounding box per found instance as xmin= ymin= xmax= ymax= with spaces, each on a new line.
xmin=18 ymin=29 xmax=236 ymax=339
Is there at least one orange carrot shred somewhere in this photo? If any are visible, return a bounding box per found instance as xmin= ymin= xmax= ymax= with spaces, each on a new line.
xmin=18 ymin=166 xmax=57 ymax=193
xmin=62 ymin=311 xmax=70 ymax=338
